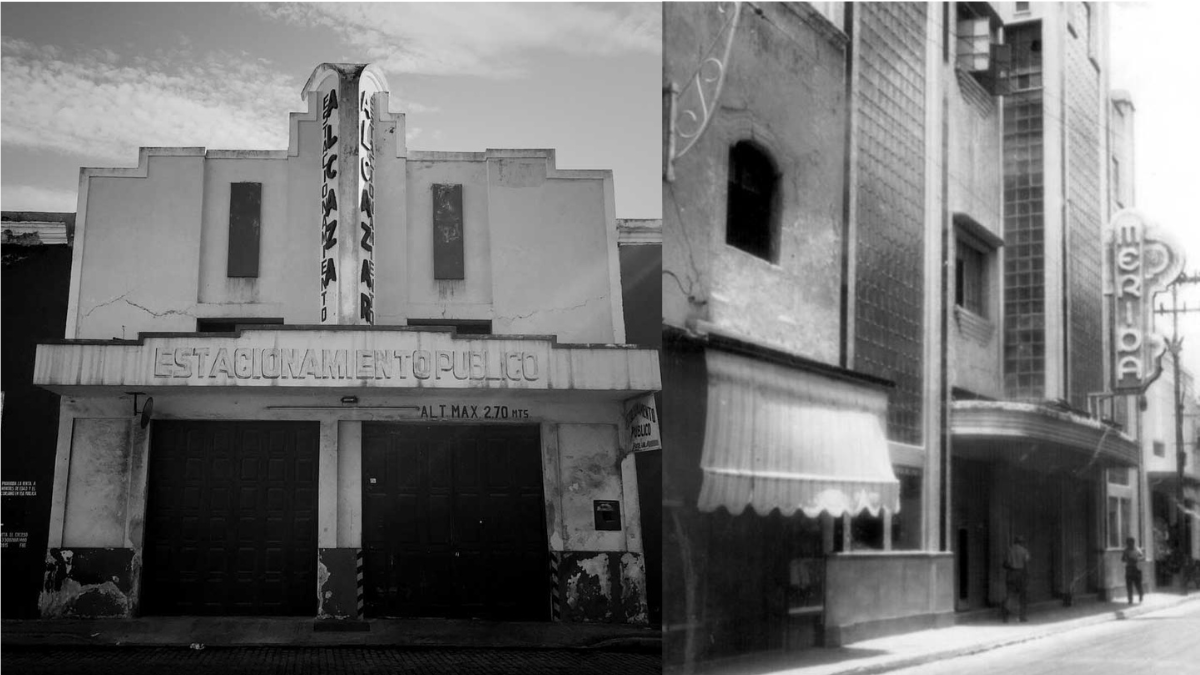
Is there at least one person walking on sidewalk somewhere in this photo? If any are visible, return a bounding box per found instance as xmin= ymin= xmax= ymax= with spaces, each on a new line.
xmin=1002 ymin=535 xmax=1031 ymax=623
xmin=1122 ymin=536 xmax=1145 ymax=604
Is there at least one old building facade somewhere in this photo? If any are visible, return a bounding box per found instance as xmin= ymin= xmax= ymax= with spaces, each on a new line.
xmin=664 ymin=1 xmax=1147 ymax=668
xmin=664 ymin=2 xmax=950 ymax=667
xmin=32 ymin=64 xmax=659 ymax=624
xmin=945 ymin=1 xmax=1145 ymax=611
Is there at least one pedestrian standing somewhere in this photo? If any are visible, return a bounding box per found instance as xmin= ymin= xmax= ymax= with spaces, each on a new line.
xmin=1002 ymin=535 xmax=1031 ymax=623
xmin=1122 ymin=536 xmax=1145 ymax=604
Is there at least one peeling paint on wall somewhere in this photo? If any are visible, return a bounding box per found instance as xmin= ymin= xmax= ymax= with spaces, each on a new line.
xmin=39 ymin=547 xmax=137 ymax=618
xmin=316 ymin=556 xmax=331 ymax=616
xmin=566 ymin=553 xmax=613 ymax=621
xmin=558 ymin=551 xmax=647 ymax=624
xmin=620 ymin=552 xmax=648 ymax=625
xmin=315 ymin=548 xmax=359 ymax=619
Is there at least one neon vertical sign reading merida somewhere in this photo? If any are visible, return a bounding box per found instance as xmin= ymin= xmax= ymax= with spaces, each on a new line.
xmin=1107 ymin=210 xmax=1184 ymax=393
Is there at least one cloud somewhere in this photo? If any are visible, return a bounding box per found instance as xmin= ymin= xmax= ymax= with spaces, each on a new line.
xmin=254 ymin=3 xmax=661 ymax=78
xmin=1 ymin=184 xmax=78 ymax=212
xmin=1 ymin=38 xmax=304 ymax=162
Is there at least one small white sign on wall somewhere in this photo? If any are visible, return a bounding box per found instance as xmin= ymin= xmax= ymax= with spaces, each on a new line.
xmin=623 ymin=394 xmax=661 ymax=453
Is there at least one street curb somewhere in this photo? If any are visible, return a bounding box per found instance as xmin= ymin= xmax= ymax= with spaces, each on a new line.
xmin=823 ymin=594 xmax=1200 ymax=675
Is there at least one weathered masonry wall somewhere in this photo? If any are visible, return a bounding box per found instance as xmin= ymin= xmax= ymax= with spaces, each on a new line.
xmin=662 ymin=3 xmax=847 ymax=364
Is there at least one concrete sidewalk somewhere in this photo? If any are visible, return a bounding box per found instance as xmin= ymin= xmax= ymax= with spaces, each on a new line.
xmin=0 ymin=616 xmax=661 ymax=653
xmin=672 ymin=591 xmax=1199 ymax=675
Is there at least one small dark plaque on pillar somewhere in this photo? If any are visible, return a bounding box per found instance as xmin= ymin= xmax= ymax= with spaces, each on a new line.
xmin=432 ymin=183 xmax=464 ymax=280
xmin=593 ymin=500 xmax=621 ymax=531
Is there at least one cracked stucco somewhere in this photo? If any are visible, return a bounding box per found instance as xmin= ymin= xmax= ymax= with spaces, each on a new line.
xmin=83 ymin=291 xmax=197 ymax=320
xmin=505 ymin=295 xmax=607 ymax=323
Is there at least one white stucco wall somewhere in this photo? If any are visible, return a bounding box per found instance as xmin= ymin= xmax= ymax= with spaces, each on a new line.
xmin=69 ymin=88 xmax=625 ymax=346
xmin=61 ymin=418 xmax=132 ymax=548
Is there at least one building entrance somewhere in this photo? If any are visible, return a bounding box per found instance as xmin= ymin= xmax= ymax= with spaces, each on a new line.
xmin=362 ymin=424 xmax=548 ymax=620
xmin=142 ymin=421 xmax=319 ymax=615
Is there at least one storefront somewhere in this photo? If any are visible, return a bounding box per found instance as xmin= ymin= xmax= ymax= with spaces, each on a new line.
xmin=35 ymin=329 xmax=658 ymax=622
xmin=663 ymin=330 xmax=950 ymax=663
xmin=950 ymin=401 xmax=1140 ymax=609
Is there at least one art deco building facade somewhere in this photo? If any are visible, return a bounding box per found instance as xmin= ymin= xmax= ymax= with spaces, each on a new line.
xmin=30 ymin=64 xmax=660 ymax=625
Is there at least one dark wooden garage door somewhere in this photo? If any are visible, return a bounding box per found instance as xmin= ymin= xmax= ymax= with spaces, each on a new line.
xmin=143 ymin=421 xmax=318 ymax=615
xmin=363 ymin=424 xmax=548 ymax=620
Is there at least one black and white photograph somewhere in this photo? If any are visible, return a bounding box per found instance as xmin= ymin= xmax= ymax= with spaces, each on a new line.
xmin=6 ymin=1 xmax=1200 ymax=675
xmin=1 ymin=2 xmax=661 ymax=673
xmin=662 ymin=2 xmax=1200 ymax=674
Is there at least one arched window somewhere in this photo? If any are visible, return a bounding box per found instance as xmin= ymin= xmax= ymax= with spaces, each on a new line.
xmin=726 ymin=141 xmax=778 ymax=262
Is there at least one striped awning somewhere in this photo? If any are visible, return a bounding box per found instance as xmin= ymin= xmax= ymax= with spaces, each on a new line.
xmin=697 ymin=348 xmax=900 ymax=518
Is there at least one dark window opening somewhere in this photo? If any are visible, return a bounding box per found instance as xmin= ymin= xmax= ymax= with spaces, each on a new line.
xmin=956 ymin=4 xmax=1009 ymax=95
xmin=1015 ymin=1 xmax=1030 ymax=12
xmin=892 ymin=469 xmax=923 ymax=551
xmin=957 ymin=528 xmax=970 ymax=600
xmin=227 ymin=182 xmax=262 ymax=278
xmin=726 ymin=141 xmax=778 ymax=262
xmin=196 ymin=317 xmax=284 ymax=333
xmin=956 ymin=240 xmax=987 ymax=316
xmin=406 ymin=319 xmax=492 ymax=335
xmin=432 ymin=184 xmax=465 ymax=280
xmin=1154 ymin=441 xmax=1166 ymax=458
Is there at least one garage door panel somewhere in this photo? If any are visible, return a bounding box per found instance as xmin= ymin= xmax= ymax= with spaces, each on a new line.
xmin=363 ymin=424 xmax=547 ymax=620
xmin=143 ymin=421 xmax=318 ymax=616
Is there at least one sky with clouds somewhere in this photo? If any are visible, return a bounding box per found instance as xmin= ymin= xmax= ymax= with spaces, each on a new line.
xmin=0 ymin=2 xmax=662 ymax=217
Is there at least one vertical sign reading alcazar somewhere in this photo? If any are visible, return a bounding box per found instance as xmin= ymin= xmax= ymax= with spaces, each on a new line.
xmin=316 ymin=64 xmax=382 ymax=326
xmin=1106 ymin=209 xmax=1184 ymax=393
xmin=358 ymin=80 xmax=377 ymax=324
xmin=320 ymin=81 xmax=340 ymax=323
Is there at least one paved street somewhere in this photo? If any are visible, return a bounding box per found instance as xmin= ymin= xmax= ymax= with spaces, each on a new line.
xmin=0 ymin=646 xmax=661 ymax=674
xmin=888 ymin=600 xmax=1200 ymax=675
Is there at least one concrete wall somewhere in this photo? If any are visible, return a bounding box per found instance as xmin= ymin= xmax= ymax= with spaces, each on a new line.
xmin=70 ymin=92 xmax=625 ymax=346
xmin=824 ymin=552 xmax=955 ymax=646
xmin=946 ymin=55 xmax=1004 ymax=400
xmin=41 ymin=417 xmax=150 ymax=618
xmin=61 ymin=419 xmax=132 ymax=547
xmin=663 ymin=3 xmax=847 ymax=363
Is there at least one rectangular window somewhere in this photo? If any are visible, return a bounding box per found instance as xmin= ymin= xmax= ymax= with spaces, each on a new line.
xmin=1015 ymin=2 xmax=1030 ymax=12
xmin=1107 ymin=496 xmax=1132 ymax=548
xmin=227 ymin=182 xmax=262 ymax=278
xmin=196 ymin=317 xmax=284 ymax=333
xmin=1154 ymin=441 xmax=1166 ymax=457
xmin=1107 ymin=468 xmax=1130 ymax=486
xmin=406 ymin=318 xmax=491 ymax=335
xmin=956 ymin=241 xmax=987 ymax=316
xmin=958 ymin=16 xmax=992 ymax=72
xmin=432 ymin=184 xmax=465 ymax=280
xmin=891 ymin=469 xmax=923 ymax=551
xmin=955 ymin=6 xmax=1008 ymax=95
